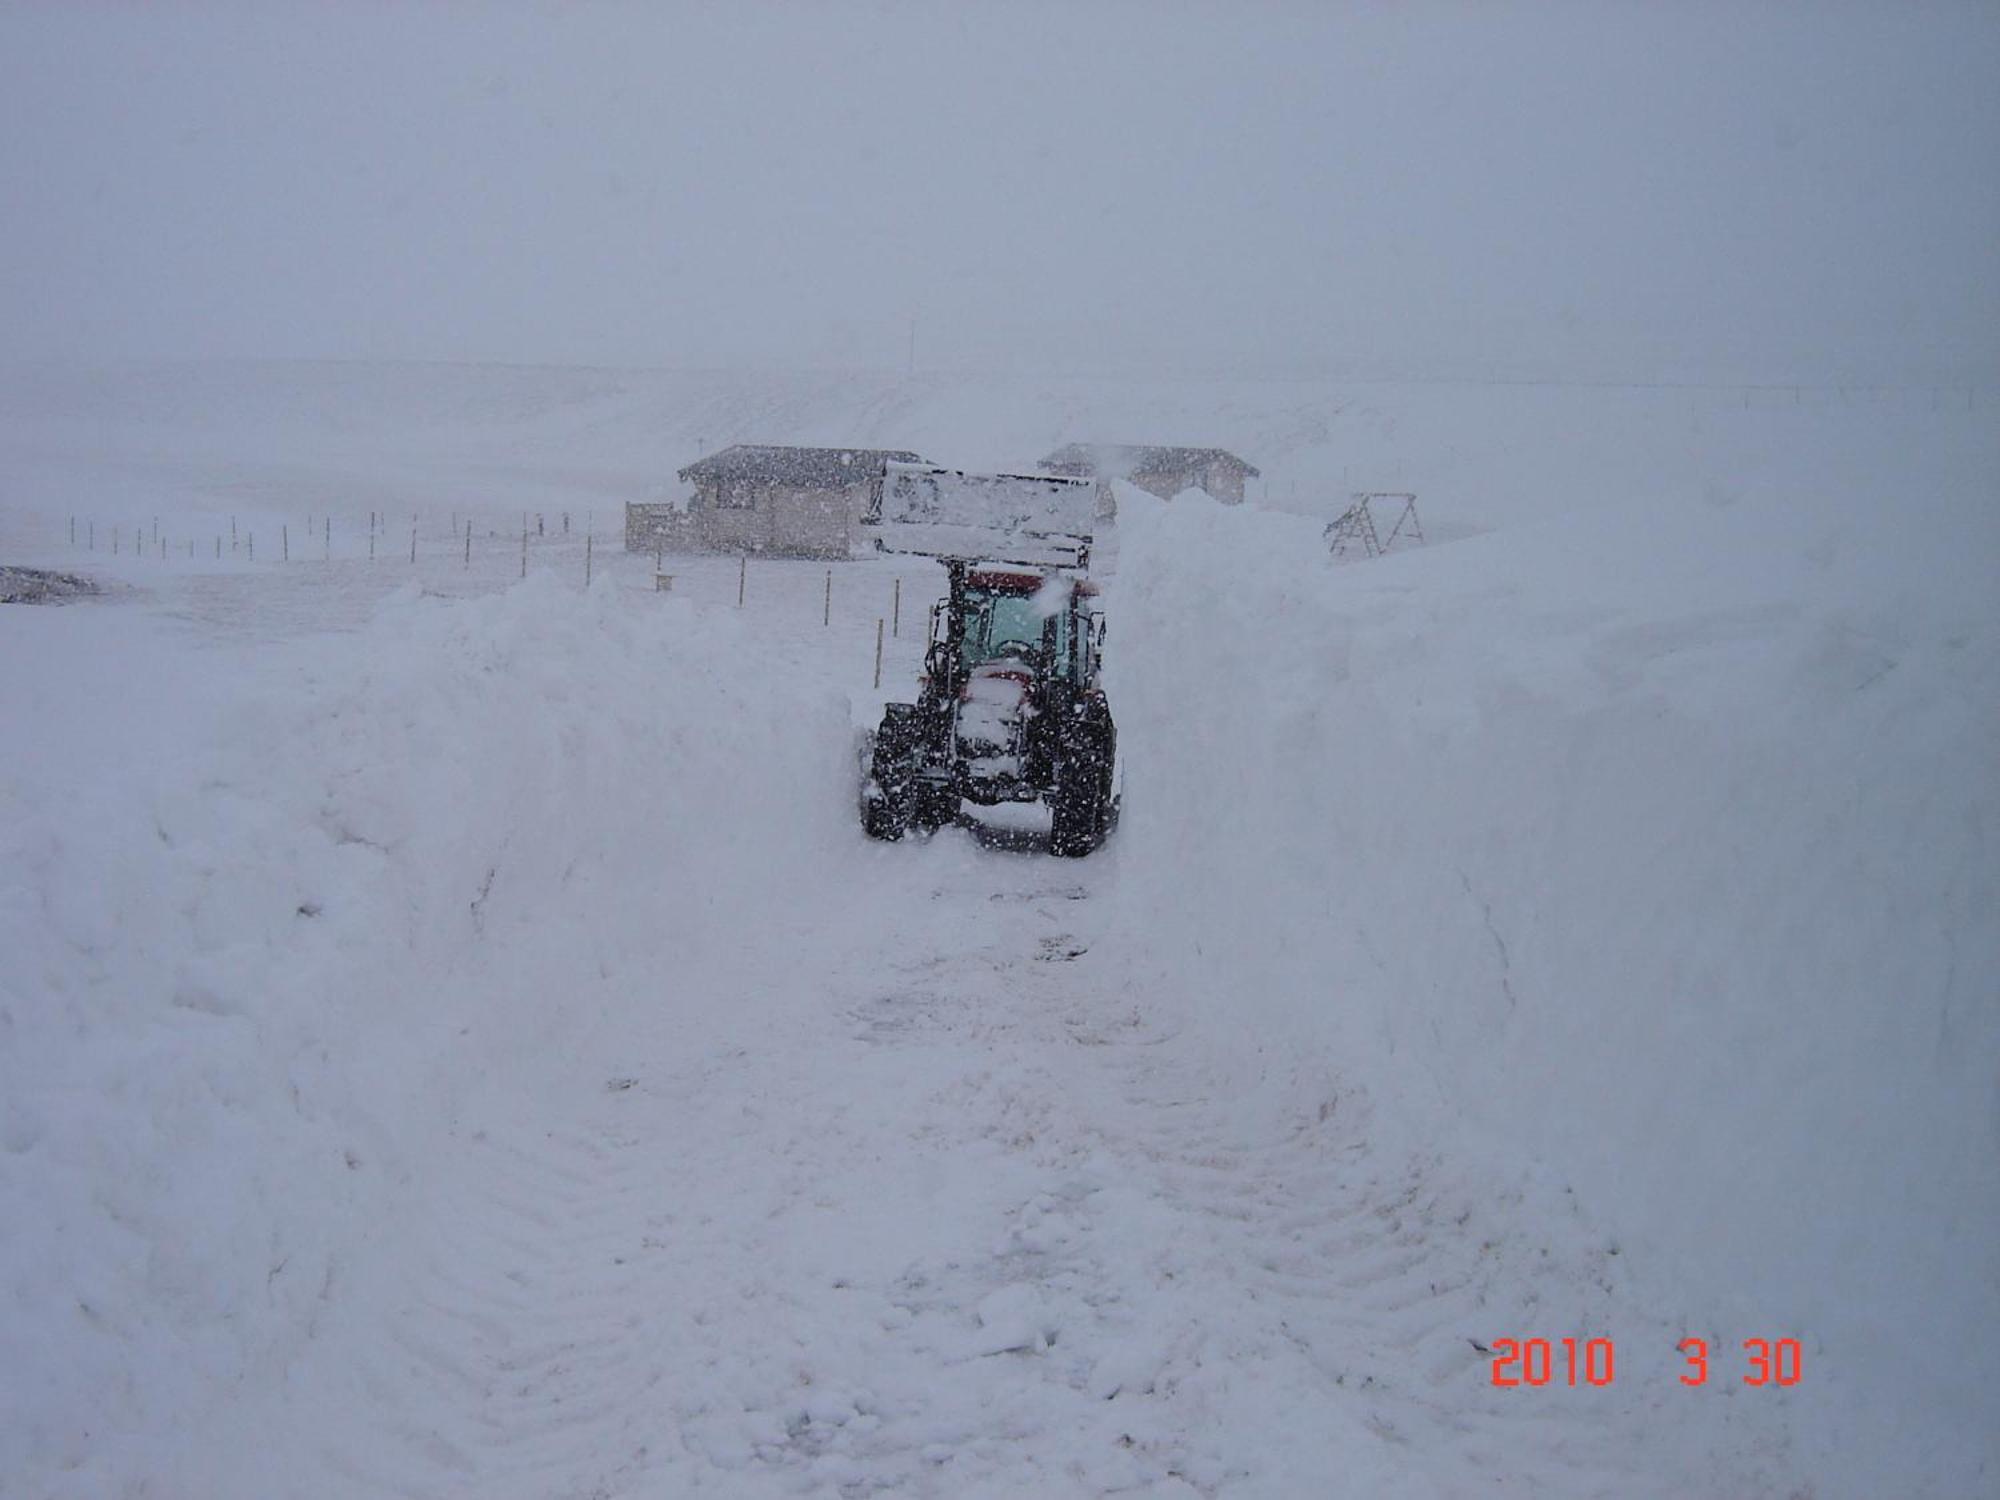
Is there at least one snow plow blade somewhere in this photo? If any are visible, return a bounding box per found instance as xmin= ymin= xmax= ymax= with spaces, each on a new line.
xmin=863 ymin=462 xmax=1095 ymax=569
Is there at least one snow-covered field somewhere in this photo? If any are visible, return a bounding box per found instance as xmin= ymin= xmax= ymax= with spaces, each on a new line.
xmin=2 ymin=363 xmax=1995 ymax=1498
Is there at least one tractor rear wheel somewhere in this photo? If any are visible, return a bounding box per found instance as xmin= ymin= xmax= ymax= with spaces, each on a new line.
xmin=1049 ymin=732 xmax=1113 ymax=857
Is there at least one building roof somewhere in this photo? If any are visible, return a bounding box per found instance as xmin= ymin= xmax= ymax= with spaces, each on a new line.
xmin=1037 ymin=443 xmax=1260 ymax=480
xmin=677 ymin=445 xmax=924 ymax=489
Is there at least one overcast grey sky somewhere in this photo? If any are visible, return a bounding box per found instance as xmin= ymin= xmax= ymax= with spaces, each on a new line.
xmin=2 ymin=1 xmax=1994 ymax=383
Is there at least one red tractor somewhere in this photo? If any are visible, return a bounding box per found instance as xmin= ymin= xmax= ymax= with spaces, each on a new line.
xmin=862 ymin=555 xmax=1117 ymax=856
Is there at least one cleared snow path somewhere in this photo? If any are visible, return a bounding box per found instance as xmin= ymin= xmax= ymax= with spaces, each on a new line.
xmin=193 ymin=850 xmax=1780 ymax=1500
xmin=3 ymin=533 xmax=1852 ymax=1498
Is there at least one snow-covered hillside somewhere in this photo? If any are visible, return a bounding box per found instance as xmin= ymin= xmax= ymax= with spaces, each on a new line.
xmin=1 ymin=363 xmax=1994 ymax=1497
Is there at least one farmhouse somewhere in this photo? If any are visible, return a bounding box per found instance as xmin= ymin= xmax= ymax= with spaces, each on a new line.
xmin=1037 ymin=444 xmax=1261 ymax=515
xmin=626 ymin=444 xmax=924 ymax=559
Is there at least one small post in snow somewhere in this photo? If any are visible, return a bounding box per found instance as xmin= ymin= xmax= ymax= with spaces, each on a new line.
xmin=69 ymin=516 xmax=75 ymax=547
xmin=874 ymin=618 xmax=884 ymax=690
xmin=231 ymin=515 xmax=237 ymax=550
xmin=248 ymin=533 xmax=254 ymax=561
xmin=324 ymin=516 xmax=331 ymax=561
xmin=823 ymin=568 xmax=832 ymax=628
xmin=585 ymin=532 xmax=593 ymax=587
xmin=283 ymin=524 xmax=289 ymax=562
xmin=369 ymin=527 xmax=375 ymax=562
xmin=112 ymin=527 xmax=119 ymax=555
xmin=737 ymin=554 xmax=747 ymax=608
xmin=520 ymin=525 xmax=527 ymax=580
xmin=892 ymin=577 xmax=901 ymax=637
xmin=215 ymin=536 xmax=221 ymax=559
xmin=464 ymin=518 xmax=471 ymax=570
xmin=410 ymin=525 xmax=416 ymax=565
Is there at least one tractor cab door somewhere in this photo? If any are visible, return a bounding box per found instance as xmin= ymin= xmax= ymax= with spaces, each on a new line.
xmin=1073 ymin=602 xmax=1105 ymax=690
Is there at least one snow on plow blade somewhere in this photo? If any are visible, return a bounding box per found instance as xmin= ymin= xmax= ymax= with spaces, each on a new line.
xmin=864 ymin=462 xmax=1095 ymax=568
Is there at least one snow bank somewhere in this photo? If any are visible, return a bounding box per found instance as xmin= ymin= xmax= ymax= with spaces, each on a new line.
xmin=0 ymin=574 xmax=851 ymax=1495
xmin=1103 ymin=486 xmax=1999 ymax=1495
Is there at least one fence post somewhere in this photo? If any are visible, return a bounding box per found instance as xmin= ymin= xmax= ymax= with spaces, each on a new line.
xmin=520 ymin=525 xmax=527 ymax=579
xmin=324 ymin=516 xmax=331 ymax=560
xmin=464 ymin=518 xmax=471 ymax=569
xmin=215 ymin=536 xmax=221 ymax=559
xmin=874 ymin=618 xmax=884 ymax=689
xmin=892 ymin=577 xmax=901 ymax=637
xmin=738 ymin=554 xmax=747 ymax=607
xmin=823 ymin=568 xmax=832 ymax=627
xmin=231 ymin=516 xmax=237 ymax=550
xmin=410 ymin=525 xmax=416 ymax=564
xmin=248 ymin=533 xmax=254 ymax=561
xmin=283 ymin=524 xmax=289 ymax=561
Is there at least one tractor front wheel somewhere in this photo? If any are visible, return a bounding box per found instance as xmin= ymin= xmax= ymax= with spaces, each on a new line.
xmin=862 ymin=706 xmax=921 ymax=841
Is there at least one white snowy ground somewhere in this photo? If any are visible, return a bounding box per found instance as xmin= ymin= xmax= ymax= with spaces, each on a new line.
xmin=2 ymin=366 xmax=1995 ymax=1498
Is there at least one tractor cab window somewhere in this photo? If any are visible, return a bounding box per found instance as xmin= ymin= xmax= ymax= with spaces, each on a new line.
xmin=959 ymin=589 xmax=1073 ymax=678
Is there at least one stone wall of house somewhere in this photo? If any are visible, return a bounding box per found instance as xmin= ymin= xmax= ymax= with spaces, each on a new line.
xmin=1139 ymin=465 xmax=1247 ymax=504
xmin=624 ymin=502 xmax=698 ymax=553
xmin=697 ymin=479 xmax=770 ymax=553
xmin=1203 ymin=466 xmax=1249 ymax=504
xmin=764 ymin=480 xmax=871 ymax=558
xmin=640 ymin=477 xmax=877 ymax=558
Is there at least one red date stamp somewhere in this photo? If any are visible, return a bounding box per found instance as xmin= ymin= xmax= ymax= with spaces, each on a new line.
xmin=1487 ymin=1337 xmax=1802 ymax=1388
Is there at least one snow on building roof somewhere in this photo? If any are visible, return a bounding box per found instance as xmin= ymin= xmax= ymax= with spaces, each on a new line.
xmin=1037 ymin=444 xmax=1261 ymax=480
xmin=677 ymin=445 xmax=925 ymax=489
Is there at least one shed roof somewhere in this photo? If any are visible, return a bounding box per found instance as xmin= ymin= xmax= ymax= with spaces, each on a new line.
xmin=677 ymin=445 xmax=924 ymax=489
xmin=1037 ymin=444 xmax=1260 ymax=480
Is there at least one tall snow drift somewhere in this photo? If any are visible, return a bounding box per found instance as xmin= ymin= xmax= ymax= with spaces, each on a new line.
xmin=1104 ymin=485 xmax=1999 ymax=1496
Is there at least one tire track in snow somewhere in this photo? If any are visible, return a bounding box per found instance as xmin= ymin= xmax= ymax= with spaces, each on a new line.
xmin=301 ymin=847 xmax=1796 ymax=1498
xmin=325 ymin=1113 xmax=668 ymax=1498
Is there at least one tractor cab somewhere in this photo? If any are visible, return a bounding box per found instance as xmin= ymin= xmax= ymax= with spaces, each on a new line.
xmin=937 ymin=566 xmax=1103 ymax=687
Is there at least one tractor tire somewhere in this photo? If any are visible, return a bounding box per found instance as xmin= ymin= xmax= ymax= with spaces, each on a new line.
xmin=1049 ymin=730 xmax=1114 ymax=858
xmin=913 ymin=779 xmax=962 ymax=833
xmin=862 ymin=706 xmax=921 ymax=841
